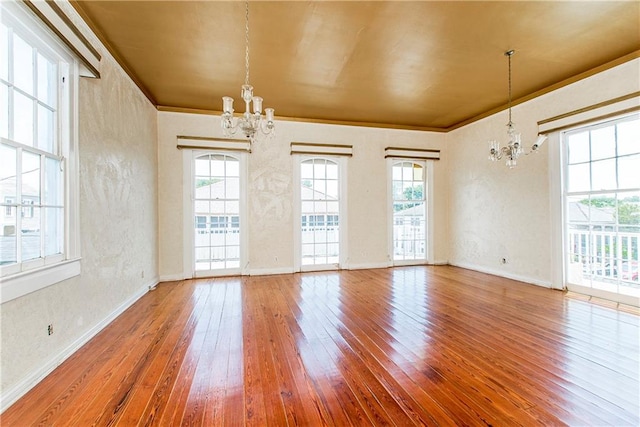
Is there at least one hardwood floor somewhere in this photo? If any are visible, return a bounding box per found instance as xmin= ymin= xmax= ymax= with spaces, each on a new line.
xmin=3 ymin=266 xmax=639 ymax=426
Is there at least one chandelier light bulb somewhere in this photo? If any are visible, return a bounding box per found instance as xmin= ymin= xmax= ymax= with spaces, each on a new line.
xmin=222 ymin=96 xmax=234 ymax=114
xmin=252 ymin=96 xmax=263 ymax=114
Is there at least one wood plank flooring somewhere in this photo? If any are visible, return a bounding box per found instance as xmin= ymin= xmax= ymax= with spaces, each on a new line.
xmin=2 ymin=266 xmax=639 ymax=426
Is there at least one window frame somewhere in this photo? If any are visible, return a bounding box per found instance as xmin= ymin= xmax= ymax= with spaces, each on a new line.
xmin=560 ymin=113 xmax=640 ymax=304
xmin=293 ymin=155 xmax=348 ymax=272
xmin=387 ymin=157 xmax=434 ymax=266
xmin=0 ymin=1 xmax=81 ymax=304
xmin=184 ymin=149 xmax=248 ymax=278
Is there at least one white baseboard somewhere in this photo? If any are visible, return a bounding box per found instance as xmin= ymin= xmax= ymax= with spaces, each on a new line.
xmin=251 ymin=262 xmax=445 ymax=274
xmin=568 ymin=284 xmax=640 ymax=307
xmin=0 ymin=278 xmax=156 ymax=413
xmin=449 ymin=262 xmax=553 ymax=288
xmin=431 ymin=260 xmax=449 ymax=266
xmin=159 ymin=273 xmax=186 ymax=282
xmin=250 ymin=267 xmax=295 ymax=276
xmin=347 ymin=262 xmax=390 ymax=270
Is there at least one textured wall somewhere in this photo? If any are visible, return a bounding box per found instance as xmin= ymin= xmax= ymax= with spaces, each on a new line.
xmin=446 ymin=59 xmax=640 ymax=287
xmin=158 ymin=113 xmax=448 ymax=278
xmin=4 ymin=0 xmax=636 ymax=410
xmin=0 ymin=1 xmax=158 ymax=405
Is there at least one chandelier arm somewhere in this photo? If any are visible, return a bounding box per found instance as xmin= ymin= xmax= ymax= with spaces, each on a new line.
xmin=260 ymin=119 xmax=275 ymax=135
xmin=222 ymin=118 xmax=239 ymax=136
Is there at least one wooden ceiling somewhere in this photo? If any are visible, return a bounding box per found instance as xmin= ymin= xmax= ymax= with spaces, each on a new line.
xmin=71 ymin=1 xmax=640 ymax=131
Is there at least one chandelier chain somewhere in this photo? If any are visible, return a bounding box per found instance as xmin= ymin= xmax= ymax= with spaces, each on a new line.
xmin=244 ymin=0 xmax=250 ymax=86
xmin=220 ymin=0 xmax=275 ymax=143
xmin=507 ymin=50 xmax=513 ymax=125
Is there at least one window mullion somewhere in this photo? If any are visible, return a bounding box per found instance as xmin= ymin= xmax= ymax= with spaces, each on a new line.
xmin=7 ymin=27 xmax=14 ymax=140
xmin=614 ymin=123 xmax=620 ymax=190
xmin=588 ymin=131 xmax=593 ymax=191
xmin=7 ymin=84 xmax=14 ymax=141
xmin=57 ymin=62 xmax=67 ymax=157
xmin=39 ymin=152 xmax=45 ymax=258
xmin=1 ymin=138 xmax=64 ymax=159
xmin=15 ymin=146 xmax=23 ymax=264
xmin=30 ymin=42 xmax=37 ymax=150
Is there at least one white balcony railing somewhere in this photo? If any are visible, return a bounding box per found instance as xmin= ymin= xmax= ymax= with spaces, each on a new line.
xmin=568 ymin=228 xmax=640 ymax=290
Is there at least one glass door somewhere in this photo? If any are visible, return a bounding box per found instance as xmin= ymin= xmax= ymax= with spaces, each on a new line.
xmin=300 ymin=157 xmax=341 ymax=269
xmin=391 ymin=160 xmax=427 ymax=264
xmin=193 ymin=153 xmax=242 ymax=275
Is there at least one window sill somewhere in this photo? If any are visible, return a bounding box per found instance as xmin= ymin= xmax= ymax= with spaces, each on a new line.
xmin=0 ymin=258 xmax=81 ymax=304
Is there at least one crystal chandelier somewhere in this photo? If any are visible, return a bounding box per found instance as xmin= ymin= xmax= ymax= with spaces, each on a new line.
xmin=488 ymin=50 xmax=546 ymax=168
xmin=221 ymin=0 xmax=275 ymax=143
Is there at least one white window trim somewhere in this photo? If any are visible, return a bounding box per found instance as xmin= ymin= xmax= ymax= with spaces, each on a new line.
xmin=0 ymin=259 xmax=80 ymax=303
xmin=387 ymin=158 xmax=434 ymax=266
xmin=21 ymin=0 xmax=101 ymax=78
xmin=548 ymin=131 xmax=565 ymax=291
xmin=293 ymin=155 xmax=348 ymax=272
xmin=550 ymin=112 xmax=640 ymax=304
xmin=546 ymin=97 xmax=640 ymax=293
xmin=0 ymin=2 xmax=81 ymax=304
xmin=182 ymin=149 xmax=248 ymax=278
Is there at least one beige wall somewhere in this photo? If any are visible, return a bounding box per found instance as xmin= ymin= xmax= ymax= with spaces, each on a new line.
xmin=446 ymin=58 xmax=640 ymax=287
xmin=0 ymin=2 xmax=159 ymax=408
xmin=158 ymin=113 xmax=449 ymax=279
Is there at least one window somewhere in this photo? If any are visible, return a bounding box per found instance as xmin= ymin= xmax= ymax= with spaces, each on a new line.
xmin=564 ymin=114 xmax=640 ymax=300
xmin=211 ymin=215 xmax=228 ymax=231
xmin=4 ymin=198 xmax=14 ymax=217
xmin=193 ymin=153 xmax=243 ymax=274
xmin=1 ymin=2 xmax=79 ymax=301
xmin=391 ymin=160 xmax=427 ymax=263
xmin=299 ymin=157 xmax=343 ymax=268
xmin=195 ymin=215 xmax=206 ymax=231
xmin=21 ymin=198 xmax=34 ymax=218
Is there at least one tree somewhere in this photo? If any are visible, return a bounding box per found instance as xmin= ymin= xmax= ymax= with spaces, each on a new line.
xmin=581 ymin=196 xmax=640 ymax=225
xmin=582 ymin=196 xmax=615 ymax=208
xmin=196 ymin=178 xmax=222 ymax=188
xmin=394 ymin=185 xmax=424 ymax=212
xmin=403 ymin=185 xmax=423 ymax=201
xmin=618 ymin=202 xmax=640 ymax=226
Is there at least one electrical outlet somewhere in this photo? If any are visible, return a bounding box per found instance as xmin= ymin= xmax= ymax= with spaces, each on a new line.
xmin=47 ymin=324 xmax=53 ymax=335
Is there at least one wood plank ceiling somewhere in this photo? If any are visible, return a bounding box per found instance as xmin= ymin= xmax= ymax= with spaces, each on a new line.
xmin=71 ymin=1 xmax=640 ymax=131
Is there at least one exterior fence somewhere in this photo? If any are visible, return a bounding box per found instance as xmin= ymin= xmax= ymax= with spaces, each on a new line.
xmin=568 ymin=227 xmax=640 ymax=287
